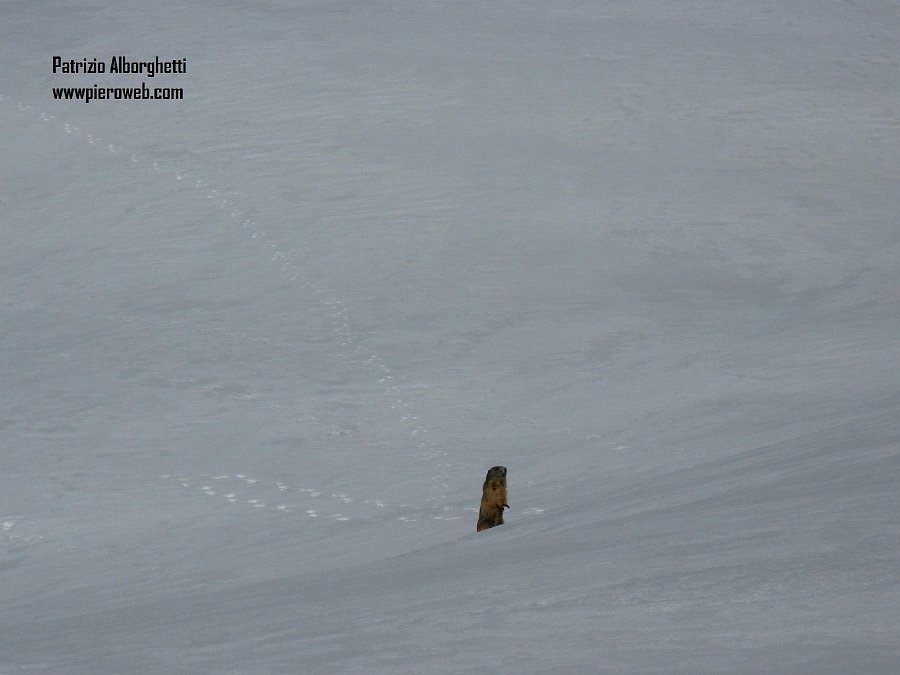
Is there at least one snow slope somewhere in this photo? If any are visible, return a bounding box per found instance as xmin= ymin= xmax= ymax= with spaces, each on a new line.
xmin=2 ymin=1 xmax=899 ymax=672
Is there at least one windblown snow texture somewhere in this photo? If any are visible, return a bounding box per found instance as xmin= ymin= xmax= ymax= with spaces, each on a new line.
xmin=2 ymin=1 xmax=899 ymax=673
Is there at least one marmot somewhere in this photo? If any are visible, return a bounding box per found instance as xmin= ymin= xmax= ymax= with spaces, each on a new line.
xmin=476 ymin=465 xmax=508 ymax=532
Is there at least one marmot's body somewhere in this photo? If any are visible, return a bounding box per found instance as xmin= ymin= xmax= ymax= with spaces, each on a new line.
xmin=476 ymin=466 xmax=508 ymax=532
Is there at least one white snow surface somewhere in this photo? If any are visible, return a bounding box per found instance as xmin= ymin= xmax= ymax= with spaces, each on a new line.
xmin=2 ymin=1 xmax=900 ymax=673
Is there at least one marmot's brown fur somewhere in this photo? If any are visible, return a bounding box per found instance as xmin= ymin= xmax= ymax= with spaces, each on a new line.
xmin=476 ymin=466 xmax=508 ymax=532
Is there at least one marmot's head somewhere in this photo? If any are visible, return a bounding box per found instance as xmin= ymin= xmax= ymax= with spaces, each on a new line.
xmin=485 ymin=465 xmax=507 ymax=480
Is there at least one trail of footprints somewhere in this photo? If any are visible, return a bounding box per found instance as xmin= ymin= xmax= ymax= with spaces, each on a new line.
xmin=161 ymin=473 xmax=470 ymax=523
xmin=2 ymin=92 xmax=458 ymax=506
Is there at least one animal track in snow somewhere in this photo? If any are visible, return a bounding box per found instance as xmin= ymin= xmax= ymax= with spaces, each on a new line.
xmin=3 ymin=91 xmax=459 ymax=504
xmin=159 ymin=473 xmax=470 ymax=523
xmin=1 ymin=518 xmax=44 ymax=548
xmin=160 ymin=473 xmax=376 ymax=521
